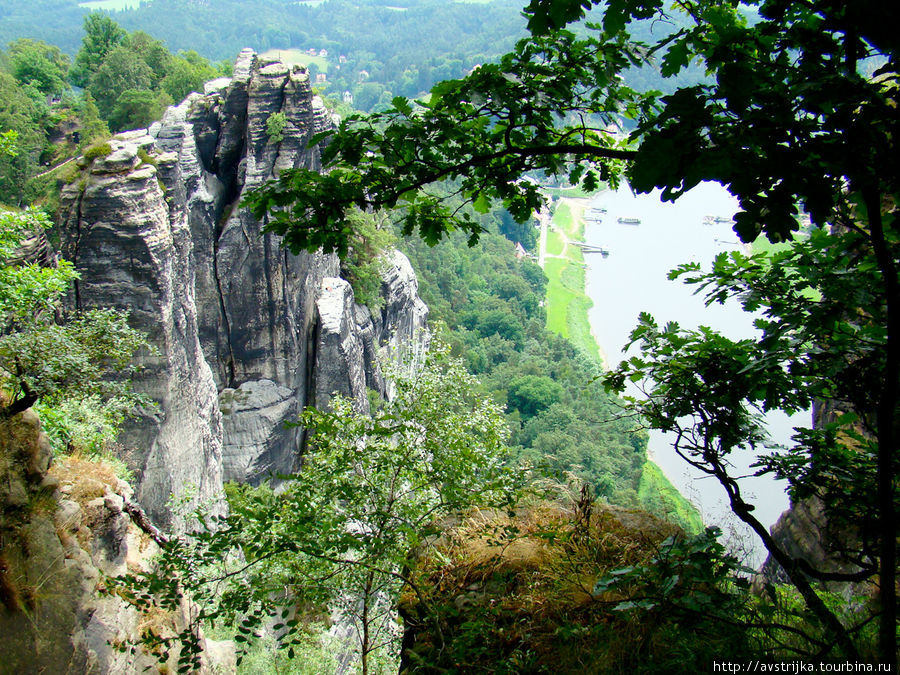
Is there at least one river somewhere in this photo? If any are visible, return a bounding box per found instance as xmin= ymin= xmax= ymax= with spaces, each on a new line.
xmin=581 ymin=182 xmax=798 ymax=563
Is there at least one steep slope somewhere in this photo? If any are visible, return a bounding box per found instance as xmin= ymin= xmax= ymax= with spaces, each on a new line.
xmin=0 ymin=411 xmax=234 ymax=673
xmin=57 ymin=49 xmax=428 ymax=527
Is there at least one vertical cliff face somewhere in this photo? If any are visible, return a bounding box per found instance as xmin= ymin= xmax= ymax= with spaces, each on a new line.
xmin=57 ymin=136 xmax=225 ymax=529
xmin=0 ymin=412 xmax=235 ymax=673
xmin=57 ymin=49 xmax=428 ymax=524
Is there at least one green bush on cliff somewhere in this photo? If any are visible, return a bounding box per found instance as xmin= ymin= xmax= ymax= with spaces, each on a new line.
xmin=0 ymin=206 xmax=148 ymax=460
xmin=340 ymin=208 xmax=397 ymax=310
xmin=265 ymin=111 xmax=287 ymax=144
xmin=81 ymin=141 xmax=112 ymax=163
xmin=108 ymin=341 xmax=525 ymax=673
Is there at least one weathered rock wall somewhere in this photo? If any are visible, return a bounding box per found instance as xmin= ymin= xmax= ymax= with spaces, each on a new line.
xmin=0 ymin=412 xmax=234 ymax=674
xmin=759 ymin=400 xmax=866 ymax=592
xmin=57 ymin=49 xmax=428 ymax=524
xmin=57 ymin=136 xmax=224 ymax=530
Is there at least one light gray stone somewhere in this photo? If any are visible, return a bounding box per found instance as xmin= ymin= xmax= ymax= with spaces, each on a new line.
xmin=315 ymin=278 xmax=369 ymax=412
xmin=219 ymin=379 xmax=301 ymax=484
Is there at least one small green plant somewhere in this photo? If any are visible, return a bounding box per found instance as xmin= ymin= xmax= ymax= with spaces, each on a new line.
xmin=265 ymin=112 xmax=288 ymax=144
xmin=59 ymin=162 xmax=82 ymax=185
xmin=82 ymin=142 xmax=113 ymax=163
xmin=340 ymin=209 xmax=396 ymax=310
xmin=33 ymin=394 xmax=142 ymax=468
xmin=137 ymin=147 xmax=158 ymax=167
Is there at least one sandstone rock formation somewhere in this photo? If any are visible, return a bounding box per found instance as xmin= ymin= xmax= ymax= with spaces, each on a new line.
xmin=57 ymin=49 xmax=428 ymax=524
xmin=0 ymin=411 xmax=234 ymax=674
xmin=759 ymin=400 xmax=868 ymax=593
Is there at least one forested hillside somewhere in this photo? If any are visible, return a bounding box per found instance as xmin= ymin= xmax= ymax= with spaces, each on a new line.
xmin=1 ymin=0 xmax=528 ymax=111
xmin=400 ymin=216 xmax=650 ymax=508
xmin=0 ymin=14 xmax=228 ymax=208
xmin=0 ymin=0 xmax=704 ymax=116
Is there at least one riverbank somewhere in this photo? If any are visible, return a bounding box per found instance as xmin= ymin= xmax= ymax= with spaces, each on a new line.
xmin=540 ymin=190 xmax=704 ymax=533
xmin=540 ymin=197 xmax=605 ymax=363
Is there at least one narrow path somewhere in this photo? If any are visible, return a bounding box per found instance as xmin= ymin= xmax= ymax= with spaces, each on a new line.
xmin=34 ymin=157 xmax=75 ymax=179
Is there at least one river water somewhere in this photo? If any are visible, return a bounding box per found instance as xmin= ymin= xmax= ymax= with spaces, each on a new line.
xmin=581 ymin=182 xmax=797 ymax=562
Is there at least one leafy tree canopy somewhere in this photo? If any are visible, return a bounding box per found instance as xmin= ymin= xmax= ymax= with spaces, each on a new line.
xmin=69 ymin=13 xmax=127 ymax=88
xmin=7 ymin=38 xmax=69 ymax=96
xmin=243 ymin=0 xmax=899 ymax=665
xmin=0 ymin=207 xmax=147 ymax=419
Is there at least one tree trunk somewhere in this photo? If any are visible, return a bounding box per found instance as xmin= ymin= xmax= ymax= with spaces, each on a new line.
xmin=863 ymin=191 xmax=898 ymax=668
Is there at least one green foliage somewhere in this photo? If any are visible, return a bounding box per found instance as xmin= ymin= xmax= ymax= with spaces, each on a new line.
xmin=497 ymin=208 xmax=538 ymax=250
xmin=402 ymin=501 xmax=746 ymax=673
xmin=108 ymin=88 xmax=170 ymax=132
xmin=34 ymin=394 xmax=137 ymax=460
xmin=87 ymin=45 xmax=155 ymax=122
xmin=603 ymin=222 xmax=899 ymax=658
xmin=0 ymin=307 xmax=147 ymax=408
xmin=124 ymin=30 xmax=172 ymax=86
xmin=339 ymin=209 xmax=396 ymax=310
xmin=7 ymin=38 xmax=70 ymax=96
xmin=136 ymin=147 xmax=157 ymax=167
xmin=69 ymin=13 xmax=127 ymax=88
xmin=400 ymin=209 xmax=646 ymax=506
xmin=75 ymin=92 xmax=110 ymax=146
xmin=463 ymin=307 xmax=526 ymax=348
xmin=637 ymin=460 xmax=703 ymax=535
xmin=206 ymin=620 xmax=381 ymax=675
xmin=109 ymin=342 xmax=523 ymax=672
xmin=0 ymin=207 xmax=148 ymax=418
xmin=507 ymin=375 xmax=562 ymax=419
xmin=0 ymin=130 xmax=17 ymax=157
xmin=590 ymin=527 xmax=754 ymax=661
xmin=81 ymin=142 xmax=113 ymax=163
xmin=244 ymin=27 xmax=643 ymax=255
xmin=0 ymin=208 xmax=76 ymax=330
xmin=65 ymin=16 xmax=225 ymax=132
xmin=160 ymin=50 xmax=219 ymax=102
xmin=0 ymin=73 xmax=49 ymax=205
xmin=264 ymin=111 xmax=287 ymax=144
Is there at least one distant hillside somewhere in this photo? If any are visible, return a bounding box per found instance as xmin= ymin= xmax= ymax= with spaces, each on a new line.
xmin=0 ymin=0 xmax=527 ymax=106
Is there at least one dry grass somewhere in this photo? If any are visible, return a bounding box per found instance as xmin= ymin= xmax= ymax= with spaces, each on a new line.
xmin=402 ymin=498 xmax=692 ymax=672
xmin=49 ymin=452 xmax=121 ymax=507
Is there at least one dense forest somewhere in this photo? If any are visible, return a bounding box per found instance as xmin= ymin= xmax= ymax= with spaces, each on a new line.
xmin=400 ymin=213 xmax=650 ymax=507
xmin=0 ymin=0 xmax=704 ymax=115
xmin=0 ymin=9 xmax=695 ymax=526
xmin=0 ymin=0 xmax=527 ymax=111
xmin=1 ymin=0 xmax=896 ymax=670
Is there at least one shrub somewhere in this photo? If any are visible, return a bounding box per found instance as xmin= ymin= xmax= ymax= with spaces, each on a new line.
xmin=82 ymin=142 xmax=112 ymax=163
xmin=265 ymin=111 xmax=287 ymax=144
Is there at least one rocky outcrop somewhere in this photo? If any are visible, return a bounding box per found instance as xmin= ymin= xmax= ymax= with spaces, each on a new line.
xmin=57 ymin=49 xmax=428 ymax=521
xmin=58 ymin=135 xmax=224 ymax=530
xmin=759 ymin=401 xmax=867 ymax=593
xmin=362 ymin=249 xmax=430 ymax=397
xmin=219 ymin=379 xmax=301 ymax=484
xmin=314 ymin=278 xmax=370 ymax=412
xmin=0 ymin=411 xmax=234 ymax=674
